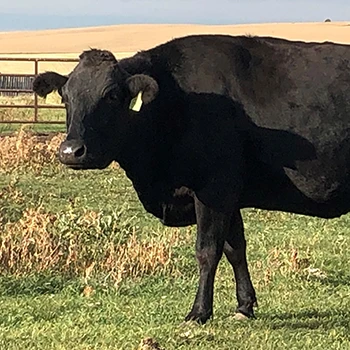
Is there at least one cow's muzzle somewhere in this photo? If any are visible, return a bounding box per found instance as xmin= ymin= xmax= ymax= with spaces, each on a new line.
xmin=59 ymin=139 xmax=87 ymax=168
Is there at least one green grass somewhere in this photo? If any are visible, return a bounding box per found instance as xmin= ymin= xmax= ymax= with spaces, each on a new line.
xmin=0 ymin=122 xmax=66 ymax=135
xmin=1 ymin=140 xmax=350 ymax=349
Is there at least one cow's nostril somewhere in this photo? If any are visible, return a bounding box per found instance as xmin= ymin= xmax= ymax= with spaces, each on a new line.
xmin=74 ymin=145 xmax=86 ymax=158
xmin=59 ymin=140 xmax=87 ymax=164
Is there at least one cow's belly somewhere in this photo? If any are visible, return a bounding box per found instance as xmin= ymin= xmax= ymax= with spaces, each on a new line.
xmin=284 ymin=166 xmax=347 ymax=204
xmin=137 ymin=185 xmax=196 ymax=227
xmin=284 ymin=137 xmax=350 ymax=203
xmin=161 ymin=186 xmax=196 ymax=226
xmin=241 ymin=159 xmax=350 ymax=219
xmin=161 ymin=201 xmax=196 ymax=227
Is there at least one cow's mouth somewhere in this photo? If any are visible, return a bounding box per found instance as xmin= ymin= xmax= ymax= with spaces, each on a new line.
xmin=62 ymin=160 xmax=111 ymax=170
xmin=65 ymin=163 xmax=87 ymax=170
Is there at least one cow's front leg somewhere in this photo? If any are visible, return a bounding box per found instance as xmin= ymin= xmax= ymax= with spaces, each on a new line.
xmin=185 ymin=197 xmax=229 ymax=324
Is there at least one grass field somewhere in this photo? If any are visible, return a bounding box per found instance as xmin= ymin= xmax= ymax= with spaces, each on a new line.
xmin=0 ymin=131 xmax=350 ymax=350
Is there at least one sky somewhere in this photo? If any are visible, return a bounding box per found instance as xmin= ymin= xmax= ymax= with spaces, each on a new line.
xmin=0 ymin=0 xmax=349 ymax=31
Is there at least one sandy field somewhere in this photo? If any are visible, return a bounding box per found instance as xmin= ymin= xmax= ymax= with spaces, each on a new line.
xmin=0 ymin=22 xmax=349 ymax=73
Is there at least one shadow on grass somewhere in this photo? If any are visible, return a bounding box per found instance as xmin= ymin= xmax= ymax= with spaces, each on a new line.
xmin=261 ymin=309 xmax=350 ymax=331
xmin=0 ymin=274 xmax=80 ymax=297
xmin=317 ymin=270 xmax=350 ymax=287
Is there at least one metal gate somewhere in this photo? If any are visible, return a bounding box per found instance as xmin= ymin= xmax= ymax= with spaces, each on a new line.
xmin=0 ymin=57 xmax=78 ymax=124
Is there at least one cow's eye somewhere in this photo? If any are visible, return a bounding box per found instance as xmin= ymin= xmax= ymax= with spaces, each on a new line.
xmin=105 ymin=91 xmax=119 ymax=104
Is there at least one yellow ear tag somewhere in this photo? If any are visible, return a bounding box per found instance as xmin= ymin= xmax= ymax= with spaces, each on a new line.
xmin=129 ymin=91 xmax=143 ymax=112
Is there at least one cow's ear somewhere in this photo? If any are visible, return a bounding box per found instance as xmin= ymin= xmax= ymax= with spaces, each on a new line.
xmin=126 ymin=74 xmax=159 ymax=108
xmin=33 ymin=72 xmax=68 ymax=98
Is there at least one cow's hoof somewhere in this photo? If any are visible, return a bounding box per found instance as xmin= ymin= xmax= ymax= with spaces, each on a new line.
xmin=184 ymin=310 xmax=212 ymax=324
xmin=234 ymin=312 xmax=249 ymax=321
xmin=235 ymin=301 xmax=257 ymax=320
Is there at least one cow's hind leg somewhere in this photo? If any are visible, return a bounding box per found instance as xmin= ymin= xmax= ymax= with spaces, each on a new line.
xmin=184 ymin=199 xmax=228 ymax=324
xmin=224 ymin=210 xmax=257 ymax=318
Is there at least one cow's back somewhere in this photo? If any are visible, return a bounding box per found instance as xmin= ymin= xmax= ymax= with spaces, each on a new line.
xmin=149 ymin=34 xmax=350 ymax=133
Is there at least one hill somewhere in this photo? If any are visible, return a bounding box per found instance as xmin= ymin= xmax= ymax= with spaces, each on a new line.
xmin=0 ymin=22 xmax=349 ymax=73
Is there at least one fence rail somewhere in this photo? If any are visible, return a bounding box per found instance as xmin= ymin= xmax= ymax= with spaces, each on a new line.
xmin=0 ymin=57 xmax=79 ymax=124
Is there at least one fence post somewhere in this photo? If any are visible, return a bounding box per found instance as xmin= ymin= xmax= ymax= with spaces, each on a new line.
xmin=34 ymin=59 xmax=39 ymax=123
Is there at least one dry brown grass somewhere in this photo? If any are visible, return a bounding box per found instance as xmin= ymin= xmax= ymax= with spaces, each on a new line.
xmin=0 ymin=206 xmax=181 ymax=284
xmin=0 ymin=127 xmax=65 ymax=173
xmin=101 ymin=230 xmax=178 ymax=289
xmin=0 ymin=208 xmax=58 ymax=273
xmin=138 ymin=337 xmax=164 ymax=350
xmin=251 ymin=244 xmax=325 ymax=290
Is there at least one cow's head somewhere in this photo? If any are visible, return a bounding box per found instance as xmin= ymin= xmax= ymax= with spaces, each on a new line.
xmin=33 ymin=49 xmax=158 ymax=169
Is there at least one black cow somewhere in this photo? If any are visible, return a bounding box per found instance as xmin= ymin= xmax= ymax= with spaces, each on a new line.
xmin=33 ymin=34 xmax=350 ymax=324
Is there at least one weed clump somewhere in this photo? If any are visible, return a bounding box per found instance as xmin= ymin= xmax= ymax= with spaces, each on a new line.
xmin=0 ymin=128 xmax=65 ymax=173
xmin=0 ymin=206 xmax=181 ymax=286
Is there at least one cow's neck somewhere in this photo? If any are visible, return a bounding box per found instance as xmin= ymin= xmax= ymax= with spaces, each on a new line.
xmin=115 ymin=112 xmax=164 ymax=190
